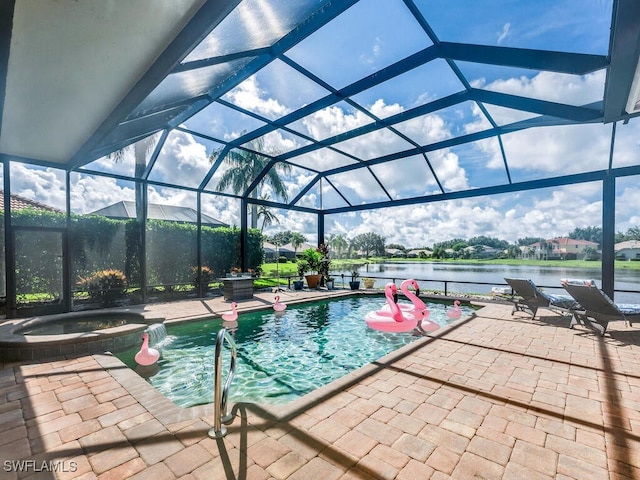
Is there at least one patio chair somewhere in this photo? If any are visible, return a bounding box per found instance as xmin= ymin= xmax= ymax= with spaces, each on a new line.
xmin=561 ymin=281 xmax=640 ymax=336
xmin=504 ymin=278 xmax=578 ymax=319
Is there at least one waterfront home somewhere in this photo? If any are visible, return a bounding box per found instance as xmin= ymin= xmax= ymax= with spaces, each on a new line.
xmin=527 ymin=237 xmax=599 ymax=260
xmin=615 ymin=240 xmax=640 ymax=260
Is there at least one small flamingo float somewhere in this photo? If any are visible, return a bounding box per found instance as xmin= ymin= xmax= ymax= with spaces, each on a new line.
xmin=365 ymin=283 xmax=420 ymax=332
xmin=447 ymin=300 xmax=462 ymax=319
xmin=222 ymin=302 xmax=238 ymax=322
xmin=416 ymin=308 xmax=440 ymax=333
xmin=273 ymin=295 xmax=287 ymax=312
xmin=134 ymin=332 xmax=160 ymax=366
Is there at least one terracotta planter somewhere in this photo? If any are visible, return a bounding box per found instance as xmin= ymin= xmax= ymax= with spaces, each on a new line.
xmin=362 ymin=279 xmax=375 ymax=288
xmin=305 ymin=274 xmax=322 ymax=289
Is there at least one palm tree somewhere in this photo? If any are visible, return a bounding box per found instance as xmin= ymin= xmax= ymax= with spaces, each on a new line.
xmin=256 ymin=195 xmax=280 ymax=232
xmin=108 ymin=135 xmax=157 ymax=223
xmin=290 ymin=232 xmax=306 ymax=255
xmin=546 ymin=241 xmax=554 ymax=259
xmin=212 ymin=137 xmax=290 ymax=228
xmin=328 ymin=233 xmax=348 ymax=259
xmin=539 ymin=241 xmax=549 ymax=260
xmin=108 ymin=135 xmax=157 ymax=286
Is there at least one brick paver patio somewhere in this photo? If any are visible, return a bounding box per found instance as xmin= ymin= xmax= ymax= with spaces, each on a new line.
xmin=1 ymin=292 xmax=640 ymax=479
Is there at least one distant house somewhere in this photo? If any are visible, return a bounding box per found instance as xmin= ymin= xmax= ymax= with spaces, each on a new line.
xmin=407 ymin=249 xmax=432 ymax=258
xmin=528 ymin=237 xmax=599 ymax=260
xmin=615 ymin=240 xmax=640 ymax=260
xmin=463 ymin=245 xmax=501 ymax=258
xmin=282 ymin=242 xmax=316 ymax=257
xmin=385 ymin=248 xmax=406 ymax=258
xmin=263 ymin=242 xmax=279 ymax=262
xmin=0 ymin=190 xmax=62 ymax=212
xmin=90 ymin=201 xmax=228 ymax=227
xmin=264 ymin=242 xmax=297 ymax=261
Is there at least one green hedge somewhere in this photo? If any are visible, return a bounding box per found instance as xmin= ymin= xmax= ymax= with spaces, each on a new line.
xmin=3 ymin=209 xmax=264 ymax=298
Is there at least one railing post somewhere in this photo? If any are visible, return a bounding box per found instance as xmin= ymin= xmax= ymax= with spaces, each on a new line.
xmin=208 ymin=328 xmax=237 ymax=439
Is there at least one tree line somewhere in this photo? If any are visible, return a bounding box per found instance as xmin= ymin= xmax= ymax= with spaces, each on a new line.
xmin=266 ymin=225 xmax=640 ymax=259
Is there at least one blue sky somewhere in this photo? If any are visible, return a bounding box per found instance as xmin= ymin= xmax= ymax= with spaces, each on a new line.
xmin=10 ymin=0 xmax=640 ymax=248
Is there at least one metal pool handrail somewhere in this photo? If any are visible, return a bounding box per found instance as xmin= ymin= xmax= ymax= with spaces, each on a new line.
xmin=208 ymin=327 xmax=237 ymax=439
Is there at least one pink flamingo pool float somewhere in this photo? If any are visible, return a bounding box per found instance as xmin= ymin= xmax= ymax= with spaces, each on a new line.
xmin=222 ymin=302 xmax=238 ymax=322
xmin=382 ymin=279 xmax=425 ymax=313
xmin=134 ymin=332 xmax=160 ymax=366
xmin=447 ymin=300 xmax=462 ymax=319
xmin=382 ymin=279 xmax=440 ymax=333
xmin=273 ymin=295 xmax=287 ymax=312
xmin=365 ymin=283 xmax=420 ymax=332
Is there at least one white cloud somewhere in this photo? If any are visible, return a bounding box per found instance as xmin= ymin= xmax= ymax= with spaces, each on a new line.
xmin=223 ymin=76 xmax=289 ymax=119
xmin=322 ymin=181 xmax=609 ymax=248
xmin=300 ymin=104 xmax=372 ymax=140
xmin=497 ymin=23 xmax=511 ymax=44
xmin=394 ymin=112 xmax=451 ymax=145
xmin=261 ymin=208 xmax=318 ymax=243
xmin=429 ymin=149 xmax=468 ymax=191
xmin=152 ymin=131 xmax=211 ymax=186
xmin=7 ymin=60 xmax=640 ymax=250
xmin=482 ymin=69 xmax=605 ymax=107
xmin=359 ymin=36 xmax=384 ymax=66
xmin=9 ymin=164 xmax=67 ymax=210
xmin=259 ymin=130 xmax=305 ymax=153
xmin=70 ymin=175 xmax=135 ymax=214
xmin=500 ymin=123 xmax=611 ymax=174
xmin=369 ymin=98 xmax=403 ymax=119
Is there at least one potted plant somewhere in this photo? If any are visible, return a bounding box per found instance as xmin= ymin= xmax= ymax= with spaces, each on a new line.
xmin=349 ymin=270 xmax=360 ymax=290
xmin=300 ymin=248 xmax=323 ymax=288
xmin=294 ymin=260 xmax=306 ymax=290
xmin=326 ymin=277 xmax=335 ymax=290
xmin=317 ymin=243 xmax=332 ymax=288
xmin=362 ymin=277 xmax=375 ymax=288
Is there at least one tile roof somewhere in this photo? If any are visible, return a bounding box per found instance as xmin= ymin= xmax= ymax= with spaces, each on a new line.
xmin=0 ymin=190 xmax=61 ymax=212
xmin=90 ymin=200 xmax=228 ymax=227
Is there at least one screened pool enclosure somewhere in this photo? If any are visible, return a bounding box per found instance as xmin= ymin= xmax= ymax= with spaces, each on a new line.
xmin=1 ymin=1 xmax=640 ymax=317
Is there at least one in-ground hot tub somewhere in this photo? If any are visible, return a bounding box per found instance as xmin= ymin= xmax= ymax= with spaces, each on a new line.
xmin=0 ymin=310 xmax=164 ymax=362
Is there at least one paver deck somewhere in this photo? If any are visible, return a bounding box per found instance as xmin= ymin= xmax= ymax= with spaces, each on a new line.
xmin=1 ymin=291 xmax=640 ymax=479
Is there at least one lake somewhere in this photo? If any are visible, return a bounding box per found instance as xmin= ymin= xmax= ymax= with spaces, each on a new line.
xmin=334 ymin=262 xmax=640 ymax=303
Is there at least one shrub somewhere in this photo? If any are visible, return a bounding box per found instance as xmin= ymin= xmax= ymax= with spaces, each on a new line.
xmin=191 ymin=266 xmax=214 ymax=289
xmin=278 ymin=256 xmax=288 ymax=263
xmin=77 ymin=269 xmax=127 ymax=305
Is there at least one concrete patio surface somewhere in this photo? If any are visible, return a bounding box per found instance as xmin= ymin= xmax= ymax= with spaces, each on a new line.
xmin=1 ymin=291 xmax=640 ymax=479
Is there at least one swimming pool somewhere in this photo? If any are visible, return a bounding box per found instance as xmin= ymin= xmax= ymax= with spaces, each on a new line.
xmin=116 ymin=296 xmax=474 ymax=407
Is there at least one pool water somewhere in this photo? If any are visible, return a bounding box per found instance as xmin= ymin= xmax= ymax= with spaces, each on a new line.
xmin=17 ymin=316 xmax=130 ymax=335
xmin=116 ymin=296 xmax=473 ymax=407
